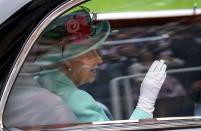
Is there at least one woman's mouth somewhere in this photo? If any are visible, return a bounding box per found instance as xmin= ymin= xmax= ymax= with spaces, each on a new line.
xmin=90 ymin=66 xmax=98 ymax=74
xmin=90 ymin=68 xmax=96 ymax=73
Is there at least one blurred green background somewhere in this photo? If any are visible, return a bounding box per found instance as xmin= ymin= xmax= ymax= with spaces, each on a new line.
xmin=82 ymin=0 xmax=201 ymax=12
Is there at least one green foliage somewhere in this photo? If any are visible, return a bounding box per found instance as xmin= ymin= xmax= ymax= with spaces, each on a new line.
xmin=82 ymin=0 xmax=201 ymax=12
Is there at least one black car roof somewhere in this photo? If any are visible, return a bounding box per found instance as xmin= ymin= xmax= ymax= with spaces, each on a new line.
xmin=0 ymin=0 xmax=69 ymax=92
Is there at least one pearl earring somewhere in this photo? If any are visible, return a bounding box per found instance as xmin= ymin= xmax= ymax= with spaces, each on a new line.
xmin=68 ymin=67 xmax=72 ymax=72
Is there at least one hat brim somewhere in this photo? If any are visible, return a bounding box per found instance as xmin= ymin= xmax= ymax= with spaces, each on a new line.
xmin=35 ymin=20 xmax=110 ymax=66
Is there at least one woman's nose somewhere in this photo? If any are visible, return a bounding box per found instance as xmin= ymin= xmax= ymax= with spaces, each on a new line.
xmin=93 ymin=50 xmax=103 ymax=64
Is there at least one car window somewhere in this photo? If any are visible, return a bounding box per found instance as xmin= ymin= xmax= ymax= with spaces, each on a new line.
xmin=3 ymin=1 xmax=201 ymax=130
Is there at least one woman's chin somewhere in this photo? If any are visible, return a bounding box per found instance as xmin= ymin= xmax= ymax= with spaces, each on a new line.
xmin=79 ymin=77 xmax=96 ymax=85
xmin=88 ymin=76 xmax=96 ymax=84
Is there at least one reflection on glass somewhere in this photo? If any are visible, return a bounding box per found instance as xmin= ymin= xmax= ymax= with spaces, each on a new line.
xmin=34 ymin=7 xmax=167 ymax=123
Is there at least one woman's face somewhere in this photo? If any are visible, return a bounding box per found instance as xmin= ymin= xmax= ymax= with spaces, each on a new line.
xmin=65 ymin=50 xmax=103 ymax=86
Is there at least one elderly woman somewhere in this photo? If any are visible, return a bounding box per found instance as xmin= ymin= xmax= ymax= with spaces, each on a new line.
xmin=36 ymin=9 xmax=167 ymax=122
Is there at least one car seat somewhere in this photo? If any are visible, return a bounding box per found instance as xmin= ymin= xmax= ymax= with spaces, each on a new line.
xmin=3 ymin=67 xmax=78 ymax=128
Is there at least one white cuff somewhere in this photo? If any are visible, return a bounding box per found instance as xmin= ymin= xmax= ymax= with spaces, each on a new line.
xmin=137 ymin=96 xmax=155 ymax=114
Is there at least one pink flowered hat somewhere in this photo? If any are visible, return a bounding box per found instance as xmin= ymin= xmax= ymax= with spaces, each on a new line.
xmin=36 ymin=8 xmax=110 ymax=65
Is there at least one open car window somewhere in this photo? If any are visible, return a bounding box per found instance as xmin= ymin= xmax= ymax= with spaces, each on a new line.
xmin=3 ymin=1 xmax=201 ymax=130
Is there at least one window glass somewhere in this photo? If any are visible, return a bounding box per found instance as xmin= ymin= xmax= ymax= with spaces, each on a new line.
xmin=3 ymin=1 xmax=201 ymax=130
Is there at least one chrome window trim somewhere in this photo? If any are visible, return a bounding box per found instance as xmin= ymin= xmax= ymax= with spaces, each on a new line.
xmin=0 ymin=0 xmax=86 ymax=128
xmin=97 ymin=9 xmax=201 ymax=20
xmin=93 ymin=116 xmax=201 ymax=124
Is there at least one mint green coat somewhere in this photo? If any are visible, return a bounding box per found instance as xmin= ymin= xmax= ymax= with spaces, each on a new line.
xmin=37 ymin=69 xmax=152 ymax=122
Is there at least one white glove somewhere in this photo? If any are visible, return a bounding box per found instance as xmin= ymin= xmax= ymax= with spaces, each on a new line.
xmin=137 ymin=60 xmax=167 ymax=114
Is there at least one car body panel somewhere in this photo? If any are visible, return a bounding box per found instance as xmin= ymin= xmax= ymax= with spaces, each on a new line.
xmin=0 ymin=0 xmax=31 ymax=25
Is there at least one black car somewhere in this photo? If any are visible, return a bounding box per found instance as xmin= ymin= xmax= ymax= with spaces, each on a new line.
xmin=1 ymin=0 xmax=201 ymax=130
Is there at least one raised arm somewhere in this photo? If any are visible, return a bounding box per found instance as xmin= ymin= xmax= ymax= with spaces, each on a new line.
xmin=130 ymin=60 xmax=167 ymax=119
